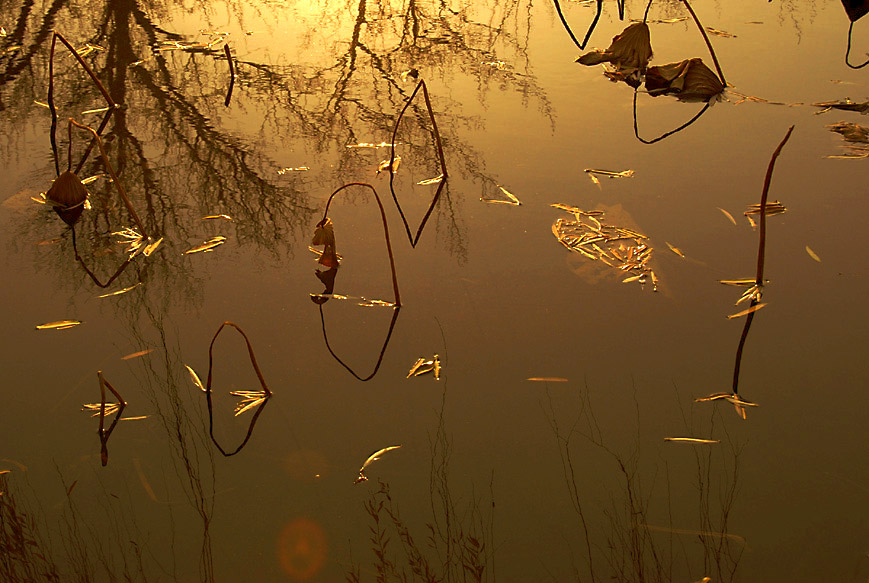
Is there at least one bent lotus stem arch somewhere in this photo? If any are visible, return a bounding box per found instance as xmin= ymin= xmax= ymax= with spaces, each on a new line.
xmin=321 ymin=182 xmax=401 ymax=307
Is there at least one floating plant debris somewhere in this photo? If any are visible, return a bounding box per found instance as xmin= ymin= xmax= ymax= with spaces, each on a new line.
xmin=185 ymin=365 xmax=206 ymax=392
xmin=376 ymin=155 xmax=401 ymax=174
xmin=184 ymin=236 xmax=226 ymax=254
xmin=551 ymin=204 xmax=658 ymax=291
xmin=482 ymin=185 xmax=522 ymax=205
xmin=665 ymin=242 xmax=685 ymax=258
xmin=308 ymin=293 xmax=394 ymax=307
xmin=825 ymin=121 xmax=869 ymax=159
xmin=744 ymin=201 xmax=786 ymax=217
xmin=526 ymin=377 xmax=569 ymax=382
xmin=143 ymin=237 xmax=163 ymax=256
xmin=121 ymin=349 xmax=153 ymax=360
xmin=805 ymin=246 xmax=821 ymax=262
xmin=645 ymin=58 xmax=724 ymax=100
xmin=82 ymin=402 xmax=121 ymax=417
xmin=355 ymin=445 xmax=402 ymax=484
xmin=577 ymin=22 xmax=652 ymax=77
xmin=277 ymin=166 xmax=309 ymax=174
xmin=695 ymin=392 xmax=759 ymax=408
xmin=36 ymin=320 xmax=82 ymax=330
xmin=812 ymin=99 xmax=869 ymax=114
xmin=230 ymin=390 xmax=270 ymax=416
xmin=406 ymin=355 xmax=441 ymax=379
xmin=98 ymin=283 xmax=141 ymax=298
xmin=718 ymin=207 xmax=737 ymax=225
xmin=346 ymin=142 xmax=396 ymax=149
xmin=664 ymin=437 xmax=720 ymax=444
xmin=202 ymin=214 xmax=232 ymax=220
xmin=727 ymin=302 xmax=767 ymax=319
xmin=704 ymin=27 xmax=736 ymax=38
xmin=417 ymin=174 xmax=444 ymax=185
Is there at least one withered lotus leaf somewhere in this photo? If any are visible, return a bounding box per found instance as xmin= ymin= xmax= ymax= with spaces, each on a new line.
xmin=826 ymin=121 xmax=869 ymax=143
xmin=645 ymin=58 xmax=724 ymax=101
xmin=577 ymin=22 xmax=652 ymax=73
xmin=46 ymin=170 xmax=88 ymax=226
xmin=842 ymin=0 xmax=869 ymax=22
xmin=311 ymin=218 xmax=339 ymax=268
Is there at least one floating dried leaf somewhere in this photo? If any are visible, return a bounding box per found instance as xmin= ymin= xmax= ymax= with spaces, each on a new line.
xmin=355 ymin=445 xmax=402 ymax=484
xmin=376 ymin=156 xmax=401 ymax=174
xmin=143 ymin=237 xmax=164 ymax=257
xmin=277 ymin=166 xmax=309 ymax=174
xmin=407 ymin=358 xmax=425 ymax=378
xmin=202 ymin=214 xmax=232 ymax=220
xmin=585 ymin=169 xmax=635 ymax=178
xmin=705 ymin=27 xmax=736 ymax=38
xmin=185 ymin=365 xmax=206 ymax=392
xmin=577 ymin=22 xmax=652 ymax=74
xmin=664 ymin=437 xmax=720 ymax=444
xmin=665 ymin=242 xmax=685 ymax=258
xmin=718 ymin=278 xmax=757 ymax=287
xmin=727 ymin=303 xmax=767 ymax=319
xmin=36 ymin=320 xmax=82 ymax=330
xmin=184 ymin=236 xmax=226 ymax=254
xmin=645 ymin=58 xmax=724 ymax=101
xmin=122 ymin=349 xmax=153 ymax=360
xmin=805 ymin=245 xmax=821 ymax=262
xmin=417 ymin=174 xmax=444 ymax=185
xmin=98 ymin=283 xmax=142 ymax=298
xmin=526 ymin=377 xmax=569 ymax=382
xmin=718 ymin=207 xmax=737 ymax=225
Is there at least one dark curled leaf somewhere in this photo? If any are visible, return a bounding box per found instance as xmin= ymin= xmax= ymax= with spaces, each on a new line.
xmin=577 ymin=22 xmax=652 ymax=73
xmin=645 ymin=58 xmax=724 ymax=101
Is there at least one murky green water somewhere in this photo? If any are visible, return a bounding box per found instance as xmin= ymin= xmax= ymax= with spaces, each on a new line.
xmin=1 ymin=0 xmax=867 ymax=581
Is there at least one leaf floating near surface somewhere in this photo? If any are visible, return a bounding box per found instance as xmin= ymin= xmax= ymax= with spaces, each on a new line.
xmin=230 ymin=390 xmax=270 ymax=416
xmin=805 ymin=246 xmax=822 ymax=262
xmin=825 ymin=121 xmax=869 ymax=159
xmin=585 ymin=169 xmax=634 ymax=188
xmin=142 ymin=237 xmax=163 ymax=257
xmin=82 ymin=402 xmax=121 ymax=417
xmin=416 ymin=174 xmax=444 ymax=185
xmin=277 ymin=166 xmax=309 ymax=174
xmin=704 ymin=27 xmax=736 ymax=38
xmin=744 ymin=201 xmax=786 ymax=217
xmin=202 ymin=214 xmax=232 ymax=220
xmin=376 ymin=155 xmax=401 ymax=175
xmin=664 ymin=437 xmax=721 ymax=444
xmin=355 ymin=445 xmax=402 ymax=484
xmin=665 ymin=242 xmax=685 ymax=258
xmin=483 ymin=185 xmax=522 ymax=206
xmin=717 ymin=207 xmax=737 ymax=225
xmin=121 ymin=349 xmax=153 ymax=360
xmin=645 ymin=58 xmax=724 ymax=101
xmin=812 ymin=99 xmax=869 ymax=114
xmin=727 ymin=302 xmax=767 ymax=319
xmin=718 ymin=278 xmax=758 ymax=287
xmin=551 ymin=204 xmax=658 ymax=291
xmin=185 ymin=365 xmax=206 ymax=392
xmin=36 ymin=320 xmax=82 ymax=330
xmin=577 ymin=22 xmax=652 ymax=79
xmin=184 ymin=236 xmax=226 ymax=254
xmin=526 ymin=377 xmax=569 ymax=382
xmin=98 ymin=283 xmax=141 ymax=298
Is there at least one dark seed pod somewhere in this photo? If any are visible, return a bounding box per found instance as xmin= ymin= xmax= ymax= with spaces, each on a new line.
xmin=46 ymin=170 xmax=88 ymax=226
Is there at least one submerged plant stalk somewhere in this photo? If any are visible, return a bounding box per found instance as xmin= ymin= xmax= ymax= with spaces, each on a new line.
xmin=731 ymin=126 xmax=794 ymax=396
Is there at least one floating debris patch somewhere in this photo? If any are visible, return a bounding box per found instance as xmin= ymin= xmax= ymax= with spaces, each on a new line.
xmin=482 ymin=185 xmax=521 ymax=205
xmin=551 ymin=204 xmax=658 ymax=291
xmin=184 ymin=236 xmax=226 ymax=254
xmin=406 ymin=354 xmax=441 ymax=379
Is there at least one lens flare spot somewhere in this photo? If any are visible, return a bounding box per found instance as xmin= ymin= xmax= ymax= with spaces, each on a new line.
xmin=277 ymin=517 xmax=327 ymax=580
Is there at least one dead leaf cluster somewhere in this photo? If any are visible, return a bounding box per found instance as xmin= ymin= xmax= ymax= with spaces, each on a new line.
xmin=551 ymin=204 xmax=658 ymax=291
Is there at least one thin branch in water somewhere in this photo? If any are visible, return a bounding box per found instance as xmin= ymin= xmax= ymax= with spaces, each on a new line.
xmin=223 ymin=43 xmax=236 ymax=106
xmin=680 ymin=0 xmax=727 ymax=86
xmin=731 ymin=126 xmax=795 ymax=398
xmin=97 ymin=371 xmax=127 ymax=467
xmin=321 ymin=182 xmax=401 ymax=306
